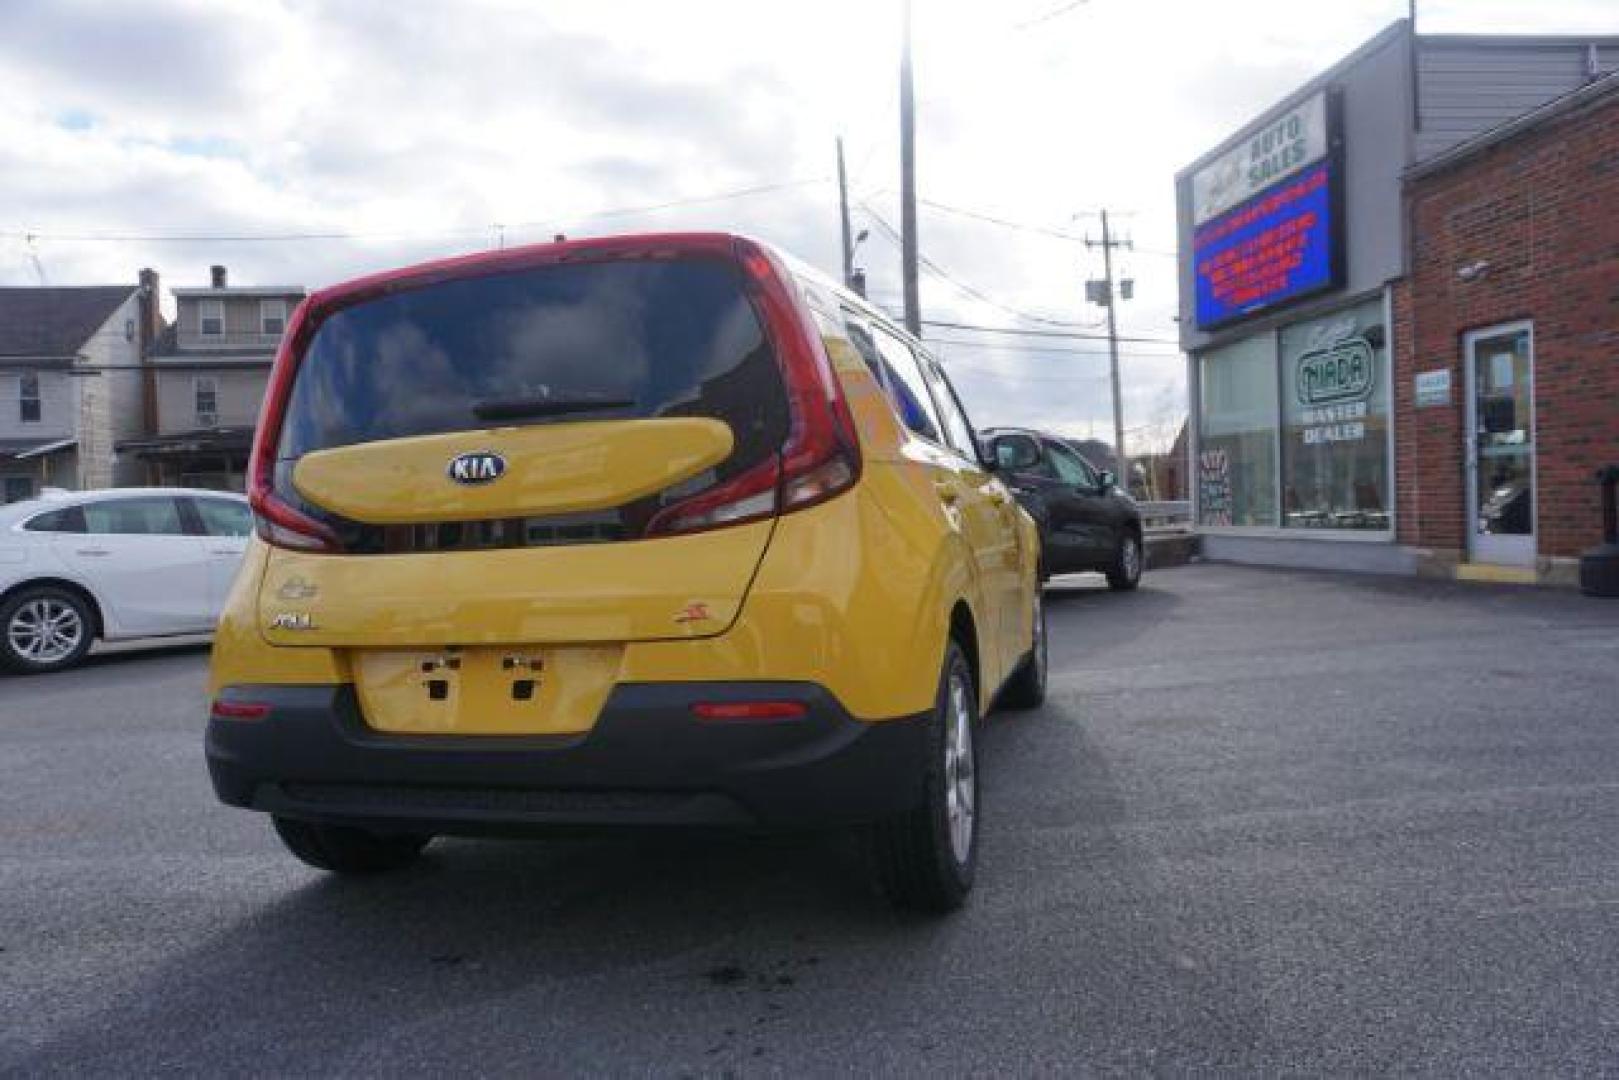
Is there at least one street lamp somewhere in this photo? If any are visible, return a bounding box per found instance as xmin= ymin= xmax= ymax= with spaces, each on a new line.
xmin=850 ymin=229 xmax=871 ymax=298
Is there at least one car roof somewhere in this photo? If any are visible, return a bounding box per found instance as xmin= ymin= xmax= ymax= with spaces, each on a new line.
xmin=0 ymin=488 xmax=245 ymax=524
xmin=981 ymin=425 xmax=1056 ymax=442
xmin=302 ymin=231 xmax=920 ymax=352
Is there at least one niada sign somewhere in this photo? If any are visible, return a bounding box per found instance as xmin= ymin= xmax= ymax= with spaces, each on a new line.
xmin=1296 ymin=336 xmax=1374 ymax=406
xmin=1192 ymin=91 xmax=1329 ymax=227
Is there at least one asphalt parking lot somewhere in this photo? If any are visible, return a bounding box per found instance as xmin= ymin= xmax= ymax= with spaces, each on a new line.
xmin=4 ymin=564 xmax=1619 ymax=1074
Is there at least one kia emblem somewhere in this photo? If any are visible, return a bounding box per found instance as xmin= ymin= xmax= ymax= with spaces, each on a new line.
xmin=447 ymin=451 xmax=507 ymax=485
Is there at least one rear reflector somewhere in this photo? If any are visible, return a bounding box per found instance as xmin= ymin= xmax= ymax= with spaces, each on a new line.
xmin=690 ymin=700 xmax=807 ymax=721
xmin=211 ymin=699 xmax=271 ymax=721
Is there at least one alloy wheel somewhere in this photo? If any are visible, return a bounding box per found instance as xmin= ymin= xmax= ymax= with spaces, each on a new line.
xmin=943 ymin=671 xmax=976 ymax=865
xmin=1123 ymin=535 xmax=1141 ymax=581
xmin=7 ymin=598 xmax=85 ymax=665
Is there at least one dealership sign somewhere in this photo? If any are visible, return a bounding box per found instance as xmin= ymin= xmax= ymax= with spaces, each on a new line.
xmin=1192 ymin=92 xmax=1329 ymax=227
xmin=1190 ymin=91 xmax=1343 ymax=330
xmin=1296 ymin=335 xmax=1375 ymax=445
xmin=1297 ymin=336 xmax=1374 ymax=405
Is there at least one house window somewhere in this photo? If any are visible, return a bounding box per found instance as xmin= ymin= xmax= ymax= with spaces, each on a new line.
xmin=19 ymin=373 xmax=41 ymax=424
xmin=195 ymin=376 xmax=219 ymax=426
xmin=261 ymin=299 xmax=287 ymax=336
xmin=200 ymin=299 xmax=224 ymax=336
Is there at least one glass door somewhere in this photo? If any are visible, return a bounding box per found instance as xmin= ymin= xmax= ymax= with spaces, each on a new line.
xmin=1464 ymin=324 xmax=1535 ymax=566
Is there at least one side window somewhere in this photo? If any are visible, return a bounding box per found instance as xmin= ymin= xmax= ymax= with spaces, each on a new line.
xmin=194 ymin=498 xmax=252 ymax=538
xmin=82 ymin=498 xmax=188 ymax=536
xmin=23 ymin=505 xmax=86 ymax=533
xmin=1046 ymin=442 xmax=1098 ymax=488
xmin=869 ymin=325 xmax=943 ymax=443
xmin=920 ymin=358 xmax=979 ymax=462
xmin=840 ymin=313 xmax=890 ymax=390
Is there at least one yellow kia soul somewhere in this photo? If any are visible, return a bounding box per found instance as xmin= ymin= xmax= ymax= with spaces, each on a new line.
xmin=207 ymin=233 xmax=1045 ymax=911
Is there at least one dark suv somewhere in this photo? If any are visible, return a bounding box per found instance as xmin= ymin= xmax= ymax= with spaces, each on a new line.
xmin=982 ymin=427 xmax=1143 ymax=590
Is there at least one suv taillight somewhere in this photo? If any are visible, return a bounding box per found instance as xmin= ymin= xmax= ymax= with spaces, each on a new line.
xmin=247 ymin=300 xmax=343 ymax=553
xmin=645 ymin=239 xmax=861 ymax=536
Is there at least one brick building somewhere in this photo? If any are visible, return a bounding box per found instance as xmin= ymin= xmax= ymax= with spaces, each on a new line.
xmin=1176 ymin=22 xmax=1618 ymax=584
xmin=1397 ymin=75 xmax=1619 ymax=584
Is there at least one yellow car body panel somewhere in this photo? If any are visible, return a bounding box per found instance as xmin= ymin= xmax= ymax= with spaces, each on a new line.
xmin=210 ymin=240 xmax=1039 ymax=743
xmin=215 ymin=375 xmax=1039 ymax=729
xmin=254 ymin=519 xmax=773 ymax=650
xmin=353 ymin=644 xmax=623 ymax=736
xmin=621 ymin=464 xmax=993 ymax=720
xmin=210 ymin=542 xmax=349 ymax=692
xmin=292 ymin=417 xmax=734 ymax=525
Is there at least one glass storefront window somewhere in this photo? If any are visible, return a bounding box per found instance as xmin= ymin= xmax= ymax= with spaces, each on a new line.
xmin=1279 ymin=299 xmax=1390 ymax=530
xmin=1198 ymin=335 xmax=1279 ymax=526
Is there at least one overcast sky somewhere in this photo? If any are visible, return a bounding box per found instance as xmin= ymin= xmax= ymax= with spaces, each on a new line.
xmin=3 ymin=0 xmax=1613 ymax=449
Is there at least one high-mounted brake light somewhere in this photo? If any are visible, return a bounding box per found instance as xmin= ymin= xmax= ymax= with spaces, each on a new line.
xmin=646 ymin=237 xmax=861 ymax=536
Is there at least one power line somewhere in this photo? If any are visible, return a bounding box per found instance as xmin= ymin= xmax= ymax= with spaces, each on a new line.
xmin=528 ymin=177 xmax=828 ymax=229
xmin=912 ymin=195 xmax=1181 ymax=261
xmin=1013 ymin=0 xmax=1090 ymax=30
xmin=940 ymin=360 xmax=1110 ymax=385
xmin=1 ymin=177 xmax=829 ymax=245
xmin=926 ymin=337 xmax=1180 ymax=359
xmin=923 ymin=319 xmax=1180 ymax=346
xmin=917 ymin=197 xmax=1084 ymax=241
xmin=860 ymin=202 xmax=1098 ymax=329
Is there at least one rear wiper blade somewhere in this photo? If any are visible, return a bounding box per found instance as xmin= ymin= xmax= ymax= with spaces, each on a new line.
xmin=471 ymin=395 xmax=636 ymax=422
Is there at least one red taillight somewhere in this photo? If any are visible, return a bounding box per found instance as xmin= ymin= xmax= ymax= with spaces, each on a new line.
xmin=210 ymin=699 xmax=270 ymax=721
xmin=247 ymin=299 xmax=342 ymax=553
xmin=691 ymin=700 xmax=807 ymax=721
xmin=645 ymin=238 xmax=861 ymax=536
xmin=644 ymin=455 xmax=781 ymax=536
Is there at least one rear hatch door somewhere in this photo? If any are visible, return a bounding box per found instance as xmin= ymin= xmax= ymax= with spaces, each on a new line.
xmin=254 ymin=243 xmax=792 ymax=732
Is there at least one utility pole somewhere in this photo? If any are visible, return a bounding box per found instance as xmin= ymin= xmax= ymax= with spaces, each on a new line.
xmin=1085 ymin=210 xmax=1132 ymax=494
xmin=837 ymin=137 xmax=854 ymax=288
xmin=899 ymin=0 xmax=921 ymax=335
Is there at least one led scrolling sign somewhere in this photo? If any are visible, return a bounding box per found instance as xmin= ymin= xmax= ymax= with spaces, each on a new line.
xmin=1191 ymin=90 xmax=1344 ymax=330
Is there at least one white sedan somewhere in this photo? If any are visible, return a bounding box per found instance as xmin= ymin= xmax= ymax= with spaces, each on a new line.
xmin=0 ymin=487 xmax=252 ymax=674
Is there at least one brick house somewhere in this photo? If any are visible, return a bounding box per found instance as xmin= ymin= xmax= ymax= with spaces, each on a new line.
xmin=1397 ymin=74 xmax=1619 ymax=584
xmin=120 ymin=265 xmax=304 ymax=490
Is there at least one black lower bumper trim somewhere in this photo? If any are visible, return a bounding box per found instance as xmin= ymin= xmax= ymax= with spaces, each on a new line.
xmin=207 ymin=682 xmax=927 ymax=834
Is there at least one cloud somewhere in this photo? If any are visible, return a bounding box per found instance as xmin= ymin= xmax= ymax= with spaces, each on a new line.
xmin=2 ymin=0 xmax=1612 ymax=441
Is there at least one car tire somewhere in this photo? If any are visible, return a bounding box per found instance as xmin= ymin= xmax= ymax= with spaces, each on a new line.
xmin=872 ymin=640 xmax=978 ymax=913
xmin=999 ymin=588 xmax=1047 ymax=710
xmin=272 ymin=816 xmax=431 ymax=874
xmin=1106 ymin=531 xmax=1143 ymax=591
xmin=0 ymin=584 xmax=96 ymax=675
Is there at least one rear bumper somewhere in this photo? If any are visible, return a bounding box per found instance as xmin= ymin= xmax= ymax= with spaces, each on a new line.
xmin=206 ymin=683 xmax=927 ymax=835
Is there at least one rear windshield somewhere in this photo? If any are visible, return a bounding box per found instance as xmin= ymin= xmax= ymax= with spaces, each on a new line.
xmin=277 ymin=257 xmax=788 ymax=464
